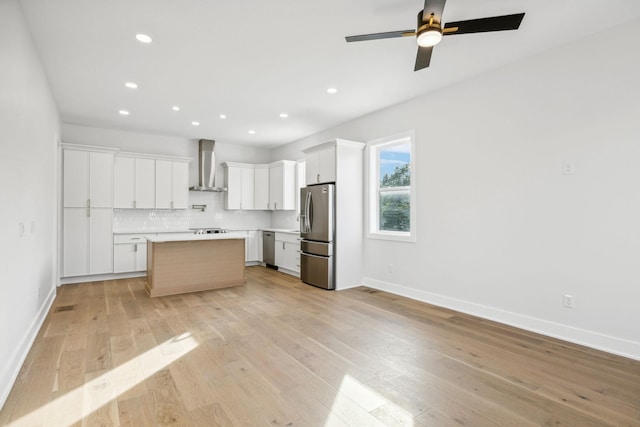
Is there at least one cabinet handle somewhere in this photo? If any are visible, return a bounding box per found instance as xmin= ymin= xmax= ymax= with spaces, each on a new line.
xmin=133 ymin=200 xmax=137 ymax=209
xmin=317 ymin=173 xmax=320 ymax=183
xmin=87 ymin=208 xmax=90 ymax=218
xmin=87 ymin=199 xmax=91 ymax=208
xmin=134 ymin=244 xmax=138 ymax=252
xmin=275 ymin=202 xmax=277 ymax=210
xmin=282 ymin=242 xmax=285 ymax=250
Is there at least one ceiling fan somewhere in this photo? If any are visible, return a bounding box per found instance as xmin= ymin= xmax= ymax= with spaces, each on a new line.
xmin=345 ymin=0 xmax=525 ymax=71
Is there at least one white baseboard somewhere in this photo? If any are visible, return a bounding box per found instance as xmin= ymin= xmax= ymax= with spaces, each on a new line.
xmin=0 ymin=285 xmax=56 ymax=410
xmin=60 ymin=271 xmax=146 ymax=285
xmin=362 ymin=277 xmax=640 ymax=362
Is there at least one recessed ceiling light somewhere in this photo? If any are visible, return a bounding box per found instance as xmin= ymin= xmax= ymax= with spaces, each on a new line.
xmin=219 ymin=114 xmax=227 ymax=119
xmin=248 ymin=130 xmax=256 ymax=135
xmin=279 ymin=113 xmax=289 ymax=118
xmin=119 ymin=110 xmax=130 ymax=116
xmin=172 ymin=106 xmax=180 ymax=111
xmin=135 ymin=34 xmax=152 ymax=43
xmin=191 ymin=121 xmax=200 ymax=126
xmin=125 ymin=82 xmax=138 ymax=89
xmin=327 ymin=88 xmax=338 ymax=94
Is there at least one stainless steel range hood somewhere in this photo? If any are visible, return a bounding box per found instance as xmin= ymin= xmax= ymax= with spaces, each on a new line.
xmin=189 ymin=139 xmax=227 ymax=192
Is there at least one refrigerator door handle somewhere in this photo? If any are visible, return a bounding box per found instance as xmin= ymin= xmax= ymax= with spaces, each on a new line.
xmin=308 ymin=192 xmax=313 ymax=232
xmin=301 ymin=252 xmax=330 ymax=259
xmin=305 ymin=191 xmax=312 ymax=233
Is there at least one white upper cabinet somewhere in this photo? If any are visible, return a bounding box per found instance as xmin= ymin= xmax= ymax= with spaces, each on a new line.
xmin=305 ymin=144 xmax=336 ymax=185
xmin=241 ymin=167 xmax=255 ymax=210
xmin=171 ymin=161 xmax=189 ymax=209
xmin=114 ymin=156 xmax=156 ymax=209
xmin=254 ymin=165 xmax=270 ymax=210
xmin=223 ymin=163 xmax=255 ymax=210
xmin=156 ymin=160 xmax=189 ymax=209
xmin=224 ymin=161 xmax=293 ymax=211
xmin=64 ymin=149 xmax=113 ymax=208
xmin=136 ymin=158 xmax=156 ymax=208
xmin=269 ymin=160 xmax=296 ymax=210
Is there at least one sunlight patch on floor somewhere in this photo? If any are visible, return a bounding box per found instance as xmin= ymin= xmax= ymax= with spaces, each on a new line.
xmin=325 ymin=374 xmax=414 ymax=427
xmin=9 ymin=332 xmax=200 ymax=427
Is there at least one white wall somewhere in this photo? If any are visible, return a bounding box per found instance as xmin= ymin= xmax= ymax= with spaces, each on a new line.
xmin=0 ymin=0 xmax=60 ymax=408
xmin=62 ymin=124 xmax=274 ymax=230
xmin=272 ymin=19 xmax=640 ymax=360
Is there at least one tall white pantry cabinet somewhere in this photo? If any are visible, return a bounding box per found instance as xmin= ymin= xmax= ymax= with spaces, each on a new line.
xmin=62 ymin=145 xmax=116 ymax=277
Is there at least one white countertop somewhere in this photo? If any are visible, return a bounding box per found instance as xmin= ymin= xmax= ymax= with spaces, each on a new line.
xmin=146 ymin=232 xmax=247 ymax=243
xmin=261 ymin=228 xmax=300 ymax=234
xmin=114 ymin=227 xmax=300 ymax=236
xmin=114 ymin=229 xmax=191 ymax=235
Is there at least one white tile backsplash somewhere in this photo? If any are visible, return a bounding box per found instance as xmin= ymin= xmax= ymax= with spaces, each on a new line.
xmin=113 ymin=191 xmax=272 ymax=233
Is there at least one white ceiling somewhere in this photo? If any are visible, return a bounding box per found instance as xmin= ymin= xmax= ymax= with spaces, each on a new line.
xmin=19 ymin=0 xmax=640 ymax=148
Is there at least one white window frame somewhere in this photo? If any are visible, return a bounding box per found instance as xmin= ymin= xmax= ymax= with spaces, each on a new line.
xmin=366 ymin=130 xmax=416 ymax=242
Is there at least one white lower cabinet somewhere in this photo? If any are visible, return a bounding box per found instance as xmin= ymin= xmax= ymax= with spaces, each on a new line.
xmin=114 ymin=234 xmax=148 ymax=273
xmin=234 ymin=230 xmax=262 ymax=263
xmin=63 ymin=207 xmax=113 ymax=277
xmin=275 ymin=232 xmax=300 ymax=274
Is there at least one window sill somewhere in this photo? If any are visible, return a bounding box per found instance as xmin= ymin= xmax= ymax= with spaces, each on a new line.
xmin=367 ymin=231 xmax=416 ymax=243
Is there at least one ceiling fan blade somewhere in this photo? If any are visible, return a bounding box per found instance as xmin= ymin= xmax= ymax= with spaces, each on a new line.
xmin=422 ymin=0 xmax=447 ymax=23
xmin=414 ymin=46 xmax=433 ymax=71
xmin=444 ymin=13 xmax=525 ymax=35
xmin=346 ymin=30 xmax=415 ymax=43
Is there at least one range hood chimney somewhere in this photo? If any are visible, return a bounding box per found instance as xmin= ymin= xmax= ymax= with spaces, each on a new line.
xmin=189 ymin=139 xmax=227 ymax=192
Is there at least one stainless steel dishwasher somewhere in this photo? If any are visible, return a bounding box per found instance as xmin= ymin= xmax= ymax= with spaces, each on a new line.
xmin=262 ymin=231 xmax=276 ymax=268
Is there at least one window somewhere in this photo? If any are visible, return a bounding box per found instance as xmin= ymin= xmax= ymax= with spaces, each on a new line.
xmin=367 ymin=131 xmax=416 ymax=242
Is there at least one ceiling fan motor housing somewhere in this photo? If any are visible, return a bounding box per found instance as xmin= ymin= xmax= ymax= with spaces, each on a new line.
xmin=416 ymin=10 xmax=443 ymax=47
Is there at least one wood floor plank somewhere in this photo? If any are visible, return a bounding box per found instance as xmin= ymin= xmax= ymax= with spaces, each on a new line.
xmin=2 ymin=266 xmax=639 ymax=426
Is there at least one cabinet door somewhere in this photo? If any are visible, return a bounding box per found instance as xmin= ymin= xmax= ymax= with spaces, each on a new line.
xmin=63 ymin=150 xmax=89 ymax=208
xmin=254 ymin=167 xmax=270 ymax=210
xmin=245 ymin=231 xmax=260 ymax=262
xmin=172 ymin=162 xmax=189 ymax=209
xmin=256 ymin=230 xmax=263 ymax=262
xmin=225 ymin=166 xmax=242 ymax=210
xmin=241 ymin=167 xmax=255 ymax=210
xmin=135 ymin=243 xmax=147 ymax=271
xmin=305 ymin=146 xmax=336 ymax=185
xmin=275 ymin=239 xmax=286 ymax=267
xmin=281 ymin=162 xmax=296 ymax=210
xmin=318 ymin=145 xmax=336 ymax=183
xmin=114 ymin=244 xmax=136 ymax=273
xmin=89 ymin=152 xmax=113 ymax=208
xmin=269 ymin=164 xmax=283 ymax=210
xmin=305 ymin=150 xmax=319 ymax=186
xmin=63 ymin=207 xmax=89 ymax=276
xmin=285 ymin=242 xmax=301 ymax=273
xmin=114 ymin=156 xmax=135 ymax=208
xmin=155 ymin=160 xmax=173 ymax=209
xmin=135 ymin=158 xmax=156 ymax=208
xmin=89 ymin=208 xmax=113 ymax=274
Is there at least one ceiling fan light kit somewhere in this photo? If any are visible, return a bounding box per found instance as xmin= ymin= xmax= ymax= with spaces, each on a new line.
xmin=417 ymin=27 xmax=443 ymax=47
xmin=345 ymin=0 xmax=525 ymax=71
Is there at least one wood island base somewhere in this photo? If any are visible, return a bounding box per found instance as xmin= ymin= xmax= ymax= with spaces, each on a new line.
xmin=146 ymin=238 xmax=246 ymax=297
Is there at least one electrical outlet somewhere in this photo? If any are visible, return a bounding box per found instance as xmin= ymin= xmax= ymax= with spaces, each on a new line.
xmin=563 ymin=294 xmax=575 ymax=309
xmin=562 ymin=162 xmax=574 ymax=175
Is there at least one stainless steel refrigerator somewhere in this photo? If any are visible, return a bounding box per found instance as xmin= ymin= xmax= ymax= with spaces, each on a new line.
xmin=299 ymin=183 xmax=335 ymax=289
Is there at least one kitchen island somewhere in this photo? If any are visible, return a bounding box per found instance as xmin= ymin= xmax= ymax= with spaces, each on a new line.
xmin=145 ymin=233 xmax=246 ymax=297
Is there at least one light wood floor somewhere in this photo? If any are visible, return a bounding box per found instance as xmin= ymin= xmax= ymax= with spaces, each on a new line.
xmin=1 ymin=266 xmax=639 ymax=426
